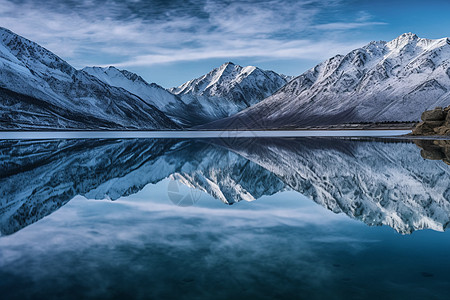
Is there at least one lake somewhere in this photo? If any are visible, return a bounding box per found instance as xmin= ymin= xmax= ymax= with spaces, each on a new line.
xmin=1 ymin=131 xmax=450 ymax=299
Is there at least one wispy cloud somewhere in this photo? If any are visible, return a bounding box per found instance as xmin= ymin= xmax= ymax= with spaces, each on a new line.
xmin=314 ymin=21 xmax=388 ymax=30
xmin=114 ymin=40 xmax=365 ymax=67
xmin=0 ymin=0 xmax=387 ymax=68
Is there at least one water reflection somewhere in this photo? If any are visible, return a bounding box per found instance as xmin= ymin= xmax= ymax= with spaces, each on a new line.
xmin=3 ymin=194 xmax=450 ymax=299
xmin=1 ymin=137 xmax=450 ymax=235
xmin=415 ymin=139 xmax=450 ymax=164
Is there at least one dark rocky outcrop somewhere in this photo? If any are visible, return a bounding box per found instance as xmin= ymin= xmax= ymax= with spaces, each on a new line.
xmin=411 ymin=106 xmax=450 ymax=135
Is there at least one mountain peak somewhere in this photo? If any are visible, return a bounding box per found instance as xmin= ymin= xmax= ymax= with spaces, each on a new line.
xmin=386 ymin=32 xmax=421 ymax=49
xmin=217 ymin=61 xmax=238 ymax=73
xmin=399 ymin=32 xmax=418 ymax=39
xmin=170 ymin=61 xmax=291 ymax=121
xmin=393 ymin=32 xmax=420 ymax=43
xmin=0 ymin=27 xmax=74 ymax=76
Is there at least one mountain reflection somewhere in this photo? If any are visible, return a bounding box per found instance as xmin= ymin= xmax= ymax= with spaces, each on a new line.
xmin=1 ymin=137 xmax=450 ymax=235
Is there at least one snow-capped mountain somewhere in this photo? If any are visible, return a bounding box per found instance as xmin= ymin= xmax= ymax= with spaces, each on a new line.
xmin=170 ymin=62 xmax=292 ymax=122
xmin=203 ymin=33 xmax=450 ymax=129
xmin=0 ymin=27 xmax=178 ymax=129
xmin=4 ymin=27 xmax=449 ymax=130
xmin=0 ymin=27 xmax=292 ymax=129
xmin=82 ymin=66 xmax=195 ymax=126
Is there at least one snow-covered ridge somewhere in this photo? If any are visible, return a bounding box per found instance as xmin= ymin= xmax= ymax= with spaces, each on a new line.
xmin=82 ymin=66 xmax=183 ymax=110
xmin=0 ymin=26 xmax=292 ymax=128
xmin=82 ymin=66 xmax=191 ymax=126
xmin=0 ymin=27 xmax=74 ymax=79
xmin=204 ymin=33 xmax=450 ymax=129
xmin=0 ymin=27 xmax=179 ymax=130
xmin=82 ymin=62 xmax=292 ymax=127
xmin=170 ymin=62 xmax=292 ymax=121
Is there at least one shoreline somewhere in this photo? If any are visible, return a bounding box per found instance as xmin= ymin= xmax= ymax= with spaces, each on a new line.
xmin=0 ymin=129 xmax=412 ymax=140
xmin=0 ymin=122 xmax=417 ymax=132
xmin=0 ymin=126 xmax=416 ymax=132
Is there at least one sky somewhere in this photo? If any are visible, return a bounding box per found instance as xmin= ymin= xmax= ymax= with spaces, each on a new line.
xmin=1 ymin=0 xmax=450 ymax=88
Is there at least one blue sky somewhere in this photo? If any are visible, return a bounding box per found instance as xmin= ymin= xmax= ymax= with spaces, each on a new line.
xmin=1 ymin=0 xmax=450 ymax=87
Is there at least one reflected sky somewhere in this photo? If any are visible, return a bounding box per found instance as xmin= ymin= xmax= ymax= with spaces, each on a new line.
xmin=2 ymin=136 xmax=450 ymax=298
xmin=1 ymin=183 xmax=450 ymax=299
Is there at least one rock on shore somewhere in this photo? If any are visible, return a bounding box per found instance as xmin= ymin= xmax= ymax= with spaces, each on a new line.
xmin=411 ymin=106 xmax=450 ymax=135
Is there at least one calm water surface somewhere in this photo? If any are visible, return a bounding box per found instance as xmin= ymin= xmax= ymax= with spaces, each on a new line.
xmin=1 ymin=133 xmax=450 ymax=299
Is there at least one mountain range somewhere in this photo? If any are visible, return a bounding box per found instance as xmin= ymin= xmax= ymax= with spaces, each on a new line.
xmin=2 ymin=27 xmax=450 ymax=130
xmin=83 ymin=62 xmax=290 ymax=127
xmin=204 ymin=33 xmax=450 ymax=129
xmin=0 ymin=27 xmax=290 ymax=129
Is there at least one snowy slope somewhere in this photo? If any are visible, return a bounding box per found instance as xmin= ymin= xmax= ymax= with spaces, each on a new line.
xmin=82 ymin=66 xmax=193 ymax=126
xmin=203 ymin=33 xmax=450 ymax=129
xmin=0 ymin=27 xmax=178 ymax=130
xmin=170 ymin=62 xmax=292 ymax=122
xmin=83 ymin=63 xmax=292 ymax=127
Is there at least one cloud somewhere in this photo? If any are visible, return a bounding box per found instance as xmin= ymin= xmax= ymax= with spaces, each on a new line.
xmin=314 ymin=21 xmax=388 ymax=30
xmin=113 ymin=39 xmax=364 ymax=67
xmin=0 ymin=0 xmax=387 ymax=69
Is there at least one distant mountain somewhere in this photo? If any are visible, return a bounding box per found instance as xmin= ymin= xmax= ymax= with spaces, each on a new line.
xmin=82 ymin=66 xmax=195 ymax=126
xmin=81 ymin=63 xmax=292 ymax=127
xmin=0 ymin=27 xmax=179 ymax=130
xmin=170 ymin=62 xmax=292 ymax=122
xmin=203 ymin=33 xmax=450 ymax=129
xmin=0 ymin=27 xmax=292 ymax=129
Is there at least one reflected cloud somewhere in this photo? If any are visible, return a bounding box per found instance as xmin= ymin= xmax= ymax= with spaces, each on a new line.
xmin=2 ymin=191 xmax=450 ymax=299
xmin=0 ymin=195 xmax=377 ymax=299
xmin=2 ymin=137 xmax=450 ymax=298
